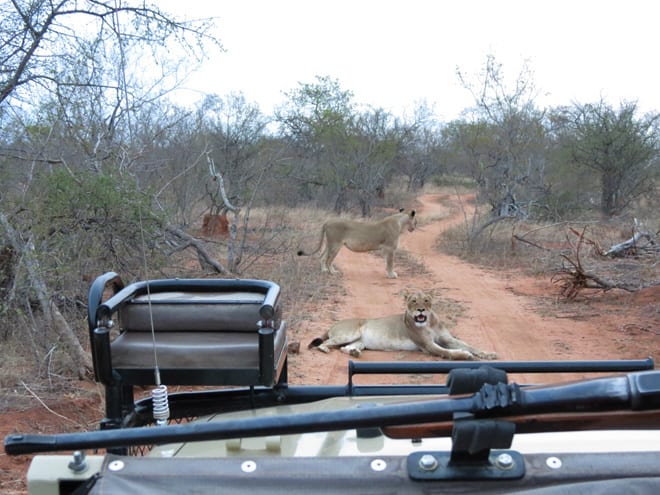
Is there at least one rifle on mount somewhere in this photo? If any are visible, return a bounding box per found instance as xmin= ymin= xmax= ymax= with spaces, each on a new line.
xmin=5 ymin=369 xmax=660 ymax=455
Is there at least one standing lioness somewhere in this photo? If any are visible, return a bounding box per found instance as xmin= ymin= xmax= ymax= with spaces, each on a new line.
xmin=309 ymin=290 xmax=497 ymax=360
xmin=297 ymin=209 xmax=416 ymax=279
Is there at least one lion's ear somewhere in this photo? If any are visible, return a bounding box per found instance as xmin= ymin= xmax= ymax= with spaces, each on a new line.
xmin=399 ymin=207 xmax=405 ymax=213
xmin=401 ymin=289 xmax=410 ymax=300
xmin=410 ymin=210 xmax=416 ymax=217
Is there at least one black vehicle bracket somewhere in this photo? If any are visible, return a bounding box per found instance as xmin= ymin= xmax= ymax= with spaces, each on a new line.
xmin=408 ymin=366 xmax=525 ymax=481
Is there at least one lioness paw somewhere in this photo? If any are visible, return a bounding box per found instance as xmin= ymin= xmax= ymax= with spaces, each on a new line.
xmin=481 ymin=352 xmax=498 ymax=360
xmin=451 ymin=350 xmax=475 ymax=361
xmin=340 ymin=345 xmax=362 ymax=358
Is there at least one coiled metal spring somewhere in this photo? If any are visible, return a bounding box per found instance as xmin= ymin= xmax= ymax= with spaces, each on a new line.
xmin=152 ymin=384 xmax=170 ymax=426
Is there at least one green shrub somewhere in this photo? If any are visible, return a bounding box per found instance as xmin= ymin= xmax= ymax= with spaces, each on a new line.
xmin=33 ymin=168 xmax=167 ymax=291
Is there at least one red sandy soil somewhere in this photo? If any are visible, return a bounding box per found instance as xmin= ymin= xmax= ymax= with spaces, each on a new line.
xmin=1 ymin=192 xmax=658 ymax=494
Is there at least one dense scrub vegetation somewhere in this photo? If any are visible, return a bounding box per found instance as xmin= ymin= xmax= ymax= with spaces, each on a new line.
xmin=0 ymin=2 xmax=658 ymax=383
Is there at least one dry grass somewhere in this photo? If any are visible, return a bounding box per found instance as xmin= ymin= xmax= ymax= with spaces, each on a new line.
xmin=437 ymin=197 xmax=659 ymax=294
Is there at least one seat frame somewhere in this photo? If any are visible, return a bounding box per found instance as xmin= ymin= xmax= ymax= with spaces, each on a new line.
xmin=87 ymin=272 xmax=288 ymax=429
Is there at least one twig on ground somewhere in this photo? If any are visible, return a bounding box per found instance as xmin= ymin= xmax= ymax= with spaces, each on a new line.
xmin=21 ymin=381 xmax=79 ymax=426
xmin=512 ymin=234 xmax=552 ymax=251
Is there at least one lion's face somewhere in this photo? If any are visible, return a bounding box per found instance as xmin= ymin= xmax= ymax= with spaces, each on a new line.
xmin=404 ymin=290 xmax=434 ymax=328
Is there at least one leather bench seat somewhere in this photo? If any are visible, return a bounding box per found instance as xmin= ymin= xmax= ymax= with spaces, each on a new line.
xmin=88 ymin=274 xmax=288 ymax=428
xmin=105 ymin=289 xmax=287 ymax=386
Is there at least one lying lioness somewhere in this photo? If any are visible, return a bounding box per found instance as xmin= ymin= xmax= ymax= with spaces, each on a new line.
xmin=309 ymin=290 xmax=497 ymax=360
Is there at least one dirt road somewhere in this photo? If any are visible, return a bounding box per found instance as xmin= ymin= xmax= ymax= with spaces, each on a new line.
xmin=289 ymin=192 xmax=659 ymax=386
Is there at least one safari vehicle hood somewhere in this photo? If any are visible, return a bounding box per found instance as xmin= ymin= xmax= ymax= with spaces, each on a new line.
xmin=9 ymin=361 xmax=660 ymax=495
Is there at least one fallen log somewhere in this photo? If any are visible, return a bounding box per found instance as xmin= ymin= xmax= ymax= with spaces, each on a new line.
xmin=552 ymin=226 xmax=639 ymax=299
xmin=165 ymin=226 xmax=228 ymax=274
xmin=604 ymin=229 xmax=656 ymax=257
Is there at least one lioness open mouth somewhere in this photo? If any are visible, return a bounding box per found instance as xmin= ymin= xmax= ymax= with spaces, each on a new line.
xmin=414 ymin=314 xmax=427 ymax=324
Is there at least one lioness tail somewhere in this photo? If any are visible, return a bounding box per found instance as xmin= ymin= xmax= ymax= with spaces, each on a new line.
xmin=297 ymin=223 xmax=327 ymax=257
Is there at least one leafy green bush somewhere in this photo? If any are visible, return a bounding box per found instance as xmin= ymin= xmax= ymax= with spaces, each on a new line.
xmin=33 ymin=168 xmax=167 ymax=293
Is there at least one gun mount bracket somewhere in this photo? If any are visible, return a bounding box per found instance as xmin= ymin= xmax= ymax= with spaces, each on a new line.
xmin=408 ymin=449 xmax=525 ymax=481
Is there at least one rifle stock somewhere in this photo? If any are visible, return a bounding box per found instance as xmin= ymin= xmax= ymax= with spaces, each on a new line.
xmin=383 ymin=408 xmax=660 ymax=439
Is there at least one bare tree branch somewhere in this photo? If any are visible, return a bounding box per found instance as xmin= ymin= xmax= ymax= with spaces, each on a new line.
xmin=165 ymin=226 xmax=228 ymax=274
xmin=603 ymin=220 xmax=657 ymax=257
xmin=206 ymin=153 xmax=240 ymax=213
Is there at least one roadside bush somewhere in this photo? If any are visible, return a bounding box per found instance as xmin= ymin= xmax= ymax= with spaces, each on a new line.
xmin=32 ymin=169 xmax=168 ymax=285
xmin=0 ymin=169 xmax=169 ymax=379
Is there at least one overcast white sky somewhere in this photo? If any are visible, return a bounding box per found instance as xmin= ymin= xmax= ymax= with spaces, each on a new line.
xmin=166 ymin=0 xmax=660 ymax=121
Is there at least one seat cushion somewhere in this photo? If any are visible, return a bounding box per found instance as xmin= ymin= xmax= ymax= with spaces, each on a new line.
xmin=110 ymin=326 xmax=287 ymax=370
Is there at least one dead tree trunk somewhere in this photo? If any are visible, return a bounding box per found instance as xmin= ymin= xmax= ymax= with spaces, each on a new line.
xmin=604 ymin=221 xmax=657 ymax=257
xmin=207 ymin=154 xmax=242 ymax=272
xmin=0 ymin=213 xmax=92 ymax=379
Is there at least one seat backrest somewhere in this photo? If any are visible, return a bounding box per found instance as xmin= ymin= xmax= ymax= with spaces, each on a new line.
xmin=118 ymin=290 xmax=270 ymax=332
xmin=91 ymin=277 xmax=281 ymax=333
